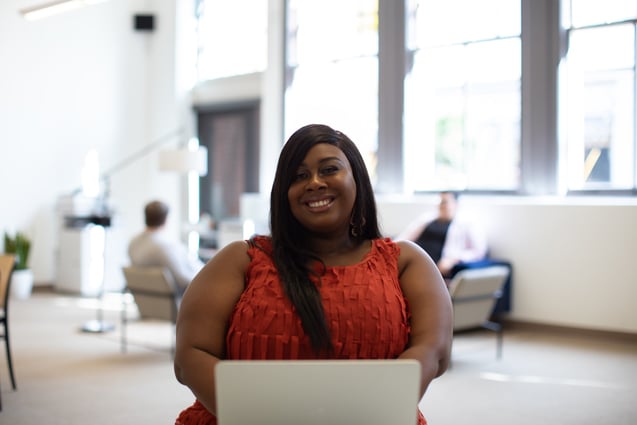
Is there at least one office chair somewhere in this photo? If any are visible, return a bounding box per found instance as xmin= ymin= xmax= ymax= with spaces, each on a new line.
xmin=448 ymin=265 xmax=510 ymax=359
xmin=121 ymin=266 xmax=181 ymax=357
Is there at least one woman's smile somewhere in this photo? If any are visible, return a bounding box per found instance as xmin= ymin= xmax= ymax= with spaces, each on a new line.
xmin=305 ymin=197 xmax=334 ymax=210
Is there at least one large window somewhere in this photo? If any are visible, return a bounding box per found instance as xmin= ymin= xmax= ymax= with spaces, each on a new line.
xmin=285 ymin=0 xmax=379 ymax=179
xmin=404 ymin=0 xmax=521 ymax=192
xmin=196 ymin=0 xmax=268 ymax=81
xmin=193 ymin=0 xmax=637 ymax=196
xmin=561 ymin=0 xmax=637 ymax=192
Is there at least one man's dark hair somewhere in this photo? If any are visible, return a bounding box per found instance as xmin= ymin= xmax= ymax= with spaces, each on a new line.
xmin=144 ymin=200 xmax=169 ymax=228
xmin=268 ymin=123 xmax=382 ymax=353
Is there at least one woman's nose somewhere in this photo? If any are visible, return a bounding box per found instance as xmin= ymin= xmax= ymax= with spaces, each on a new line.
xmin=306 ymin=173 xmax=326 ymax=190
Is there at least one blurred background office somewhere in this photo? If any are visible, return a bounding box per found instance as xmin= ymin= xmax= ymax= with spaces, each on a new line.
xmin=0 ymin=0 xmax=636 ymax=336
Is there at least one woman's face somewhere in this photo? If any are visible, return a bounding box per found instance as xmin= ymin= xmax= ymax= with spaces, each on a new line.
xmin=287 ymin=143 xmax=357 ymax=235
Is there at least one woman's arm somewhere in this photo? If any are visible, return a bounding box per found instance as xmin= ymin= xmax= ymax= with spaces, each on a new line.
xmin=173 ymin=240 xmax=250 ymax=415
xmin=396 ymin=240 xmax=453 ymax=397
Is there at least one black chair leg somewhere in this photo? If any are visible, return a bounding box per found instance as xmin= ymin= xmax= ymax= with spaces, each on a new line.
xmin=4 ymin=323 xmax=17 ymax=390
xmin=482 ymin=320 xmax=503 ymax=360
xmin=496 ymin=329 xmax=503 ymax=359
xmin=121 ymin=295 xmax=128 ymax=354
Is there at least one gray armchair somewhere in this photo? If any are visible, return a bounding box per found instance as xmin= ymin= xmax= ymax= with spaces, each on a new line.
xmin=121 ymin=266 xmax=181 ymax=357
xmin=448 ymin=265 xmax=510 ymax=359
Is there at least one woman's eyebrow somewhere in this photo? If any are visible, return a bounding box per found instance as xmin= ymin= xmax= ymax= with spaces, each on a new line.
xmin=318 ymin=156 xmax=344 ymax=164
xmin=298 ymin=157 xmax=344 ymax=167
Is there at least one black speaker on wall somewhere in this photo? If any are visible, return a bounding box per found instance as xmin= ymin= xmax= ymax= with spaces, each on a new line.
xmin=134 ymin=14 xmax=155 ymax=31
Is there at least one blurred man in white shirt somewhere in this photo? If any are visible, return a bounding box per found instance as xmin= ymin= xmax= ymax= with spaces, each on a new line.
xmin=397 ymin=192 xmax=487 ymax=278
xmin=128 ymin=200 xmax=204 ymax=294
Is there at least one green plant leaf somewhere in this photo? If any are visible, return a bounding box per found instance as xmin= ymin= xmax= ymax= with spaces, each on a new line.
xmin=3 ymin=231 xmax=31 ymax=270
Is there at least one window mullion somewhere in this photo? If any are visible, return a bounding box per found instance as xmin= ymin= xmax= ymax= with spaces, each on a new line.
xmin=377 ymin=0 xmax=406 ymax=193
xmin=521 ymin=0 xmax=560 ymax=195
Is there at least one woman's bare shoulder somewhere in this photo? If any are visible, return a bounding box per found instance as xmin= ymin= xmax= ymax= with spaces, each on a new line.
xmin=395 ymin=239 xmax=428 ymax=259
xmin=193 ymin=240 xmax=251 ymax=284
xmin=395 ymin=239 xmax=438 ymax=277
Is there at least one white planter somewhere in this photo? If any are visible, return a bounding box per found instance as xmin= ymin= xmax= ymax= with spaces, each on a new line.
xmin=11 ymin=269 xmax=34 ymax=300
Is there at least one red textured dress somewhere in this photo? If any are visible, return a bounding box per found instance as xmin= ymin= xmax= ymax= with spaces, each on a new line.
xmin=175 ymin=236 xmax=427 ymax=425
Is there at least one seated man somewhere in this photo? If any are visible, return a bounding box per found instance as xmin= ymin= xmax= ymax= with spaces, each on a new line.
xmin=397 ymin=191 xmax=487 ymax=278
xmin=128 ymin=200 xmax=205 ymax=294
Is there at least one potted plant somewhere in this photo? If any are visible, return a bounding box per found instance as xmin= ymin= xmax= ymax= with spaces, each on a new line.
xmin=4 ymin=231 xmax=33 ymax=299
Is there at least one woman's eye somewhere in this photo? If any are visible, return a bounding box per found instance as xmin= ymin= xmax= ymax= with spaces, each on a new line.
xmin=294 ymin=171 xmax=308 ymax=181
xmin=321 ymin=166 xmax=338 ymax=175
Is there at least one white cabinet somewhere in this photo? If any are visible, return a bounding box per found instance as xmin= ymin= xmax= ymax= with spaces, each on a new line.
xmin=55 ymin=225 xmax=105 ymax=297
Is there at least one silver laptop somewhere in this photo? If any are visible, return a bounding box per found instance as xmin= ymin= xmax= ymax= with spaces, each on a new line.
xmin=215 ymin=359 xmax=421 ymax=425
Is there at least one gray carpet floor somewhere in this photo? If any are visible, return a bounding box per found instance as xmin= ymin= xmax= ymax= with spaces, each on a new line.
xmin=1 ymin=290 xmax=636 ymax=424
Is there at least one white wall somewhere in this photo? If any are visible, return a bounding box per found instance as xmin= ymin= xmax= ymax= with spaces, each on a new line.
xmin=487 ymin=201 xmax=636 ymax=334
xmin=382 ymin=195 xmax=637 ymax=334
xmin=1 ymin=0 xmax=191 ymax=289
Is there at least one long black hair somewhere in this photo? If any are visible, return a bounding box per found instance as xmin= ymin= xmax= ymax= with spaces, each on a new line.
xmin=269 ymin=124 xmax=382 ymax=353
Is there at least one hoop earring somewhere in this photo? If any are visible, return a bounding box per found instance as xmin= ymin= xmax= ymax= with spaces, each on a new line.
xmin=349 ymin=215 xmax=358 ymax=237
xmin=349 ymin=216 xmax=365 ymax=238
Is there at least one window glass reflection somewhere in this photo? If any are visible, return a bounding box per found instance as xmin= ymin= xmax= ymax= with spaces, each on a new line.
xmin=565 ymin=26 xmax=635 ymax=189
xmin=569 ymin=0 xmax=637 ymax=28
xmin=411 ymin=0 xmax=520 ymax=48
xmin=197 ymin=0 xmax=268 ymax=81
xmin=563 ymin=6 xmax=636 ymax=190
xmin=405 ymin=1 xmax=521 ymax=192
xmin=285 ymin=0 xmax=379 ymax=178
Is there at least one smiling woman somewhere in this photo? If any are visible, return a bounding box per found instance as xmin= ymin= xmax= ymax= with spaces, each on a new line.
xmin=287 ymin=143 xmax=357 ymax=238
xmin=172 ymin=124 xmax=453 ymax=425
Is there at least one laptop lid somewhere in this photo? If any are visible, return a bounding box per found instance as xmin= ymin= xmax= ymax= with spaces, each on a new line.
xmin=215 ymin=359 xmax=421 ymax=425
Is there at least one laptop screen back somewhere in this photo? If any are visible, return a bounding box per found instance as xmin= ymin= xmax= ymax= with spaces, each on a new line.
xmin=215 ymin=359 xmax=421 ymax=425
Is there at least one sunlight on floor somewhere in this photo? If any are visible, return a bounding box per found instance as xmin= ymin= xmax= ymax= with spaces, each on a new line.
xmin=480 ymin=371 xmax=627 ymax=389
xmin=51 ymin=292 xmax=133 ymax=312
